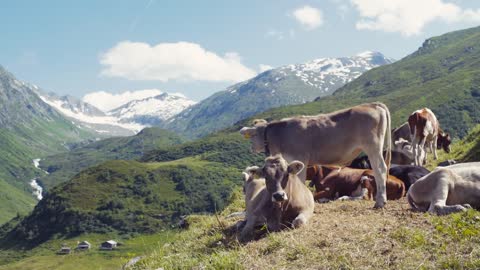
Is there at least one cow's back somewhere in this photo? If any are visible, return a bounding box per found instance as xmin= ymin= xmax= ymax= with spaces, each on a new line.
xmin=266 ymin=104 xmax=384 ymax=165
xmin=319 ymin=168 xmax=365 ymax=198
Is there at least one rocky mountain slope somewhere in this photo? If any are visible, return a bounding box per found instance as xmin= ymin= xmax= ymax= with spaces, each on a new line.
xmin=166 ymin=51 xmax=393 ymax=138
xmin=0 ymin=66 xmax=94 ymax=223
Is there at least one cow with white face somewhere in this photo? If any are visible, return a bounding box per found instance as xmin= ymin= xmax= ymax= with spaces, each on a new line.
xmin=239 ymin=155 xmax=314 ymax=242
xmin=240 ymin=102 xmax=392 ymax=208
xmin=408 ymin=162 xmax=480 ymax=215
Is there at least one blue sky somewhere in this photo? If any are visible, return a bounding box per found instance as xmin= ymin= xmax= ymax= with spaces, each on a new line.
xmin=2 ymin=0 xmax=480 ymax=101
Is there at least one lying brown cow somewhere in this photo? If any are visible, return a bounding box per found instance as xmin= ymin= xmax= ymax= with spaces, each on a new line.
xmin=361 ymin=170 xmax=405 ymax=200
xmin=408 ymin=108 xmax=451 ymax=165
xmin=311 ymin=167 xmax=405 ymax=201
xmin=240 ymin=155 xmax=314 ymax=242
xmin=240 ymin=102 xmax=392 ymax=208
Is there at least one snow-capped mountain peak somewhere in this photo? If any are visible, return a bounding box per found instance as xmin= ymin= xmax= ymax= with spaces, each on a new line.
xmin=108 ymin=92 xmax=197 ymax=125
xmin=36 ymin=89 xmax=196 ymax=136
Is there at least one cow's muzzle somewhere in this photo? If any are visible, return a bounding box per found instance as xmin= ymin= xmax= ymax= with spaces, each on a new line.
xmin=272 ymin=191 xmax=288 ymax=202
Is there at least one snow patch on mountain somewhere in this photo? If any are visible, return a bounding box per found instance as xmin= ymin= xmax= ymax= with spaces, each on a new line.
xmin=39 ymin=95 xmax=145 ymax=133
xmin=276 ymin=51 xmax=392 ymax=92
xmin=83 ymin=89 xmax=164 ymax=112
xmin=109 ymin=93 xmax=196 ymax=122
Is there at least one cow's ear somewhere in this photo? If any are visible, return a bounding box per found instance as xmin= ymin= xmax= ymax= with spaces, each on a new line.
xmin=288 ymin=161 xmax=305 ymax=175
xmin=242 ymin=172 xmax=250 ymax=182
xmin=239 ymin=127 xmax=256 ymax=139
xmin=245 ymin=166 xmax=263 ymax=179
xmin=252 ymin=119 xmax=268 ymax=127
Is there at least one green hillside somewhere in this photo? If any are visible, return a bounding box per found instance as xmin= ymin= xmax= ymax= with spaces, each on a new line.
xmin=226 ymin=26 xmax=480 ymax=139
xmin=1 ymin=158 xmax=241 ymax=248
xmin=0 ymin=66 xmax=97 ymax=224
xmin=38 ymin=127 xmax=184 ymax=189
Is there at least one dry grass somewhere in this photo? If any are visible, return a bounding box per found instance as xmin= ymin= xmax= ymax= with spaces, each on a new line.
xmin=133 ymin=191 xmax=480 ymax=270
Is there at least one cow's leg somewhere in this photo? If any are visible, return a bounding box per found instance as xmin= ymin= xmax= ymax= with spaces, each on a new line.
xmin=418 ymin=137 xmax=427 ymax=165
xmin=365 ymin=149 xmax=388 ymax=208
xmin=239 ymin=212 xmax=267 ymax=242
xmin=427 ymin=180 xmax=468 ymax=215
xmin=411 ymin=138 xmax=420 ymax=166
xmin=432 ymin=135 xmax=439 ymax=160
xmin=292 ymin=212 xmax=310 ymax=228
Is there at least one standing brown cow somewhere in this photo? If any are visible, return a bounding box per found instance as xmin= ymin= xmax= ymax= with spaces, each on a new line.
xmin=408 ymin=108 xmax=451 ymax=166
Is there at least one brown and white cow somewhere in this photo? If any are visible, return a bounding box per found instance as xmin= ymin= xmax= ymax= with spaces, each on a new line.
xmin=239 ymin=155 xmax=314 ymax=242
xmin=311 ymin=167 xmax=405 ymax=202
xmin=360 ymin=170 xmax=405 ymax=200
xmin=408 ymin=108 xmax=451 ymax=166
xmin=240 ymin=102 xmax=392 ymax=208
xmin=407 ymin=162 xmax=480 ymax=215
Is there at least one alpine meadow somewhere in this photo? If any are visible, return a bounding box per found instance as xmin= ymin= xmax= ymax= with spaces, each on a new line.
xmin=1 ymin=2 xmax=480 ymax=269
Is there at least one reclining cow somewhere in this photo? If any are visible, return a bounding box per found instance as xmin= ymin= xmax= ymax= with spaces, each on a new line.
xmin=407 ymin=162 xmax=480 ymax=215
xmin=311 ymin=167 xmax=405 ymax=202
xmin=388 ymin=165 xmax=430 ymax=191
xmin=240 ymin=155 xmax=314 ymax=242
xmin=392 ymin=122 xmax=411 ymax=144
xmin=240 ymin=102 xmax=392 ymax=208
xmin=408 ymin=108 xmax=451 ymax=166
xmin=360 ymin=170 xmax=405 ymax=200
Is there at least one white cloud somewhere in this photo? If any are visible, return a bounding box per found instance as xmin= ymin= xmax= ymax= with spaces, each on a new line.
xmin=83 ymin=89 xmax=164 ymax=112
xmin=292 ymin=5 xmax=324 ymax=30
xmin=265 ymin=30 xmax=285 ymax=40
xmin=99 ymin=41 xmax=257 ymax=83
xmin=259 ymin=64 xmax=273 ymax=72
xmin=351 ymin=0 xmax=480 ymax=36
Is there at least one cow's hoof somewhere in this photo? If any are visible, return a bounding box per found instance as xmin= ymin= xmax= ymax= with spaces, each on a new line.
xmin=239 ymin=232 xmax=253 ymax=243
xmin=292 ymin=217 xmax=306 ymax=228
xmin=373 ymin=201 xmax=386 ymax=209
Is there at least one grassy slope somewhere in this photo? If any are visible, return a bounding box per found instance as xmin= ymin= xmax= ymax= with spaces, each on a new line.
xmin=428 ymin=124 xmax=480 ymax=169
xmin=225 ymin=26 xmax=480 ymax=139
xmin=131 ymin=192 xmax=480 ymax=270
xmin=39 ymin=127 xmax=184 ymax=189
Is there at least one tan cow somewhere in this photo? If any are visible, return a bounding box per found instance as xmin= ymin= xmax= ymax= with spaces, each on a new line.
xmin=407 ymin=162 xmax=480 ymax=215
xmin=242 ymin=167 xmax=266 ymax=219
xmin=239 ymin=155 xmax=314 ymax=242
xmin=240 ymin=102 xmax=392 ymax=208
xmin=408 ymin=108 xmax=451 ymax=166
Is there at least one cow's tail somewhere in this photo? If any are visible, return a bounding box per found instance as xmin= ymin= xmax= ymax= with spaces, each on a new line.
xmin=379 ymin=103 xmax=392 ymax=174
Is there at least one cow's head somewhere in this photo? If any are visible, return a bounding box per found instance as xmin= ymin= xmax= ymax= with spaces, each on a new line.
xmin=242 ymin=166 xmax=260 ymax=194
xmin=437 ymin=132 xmax=452 ymax=153
xmin=239 ymin=119 xmax=268 ymax=153
xmin=251 ymin=154 xmax=304 ymax=203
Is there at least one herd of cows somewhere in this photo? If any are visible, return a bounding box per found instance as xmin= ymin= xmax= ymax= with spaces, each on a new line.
xmin=237 ymin=102 xmax=480 ymax=241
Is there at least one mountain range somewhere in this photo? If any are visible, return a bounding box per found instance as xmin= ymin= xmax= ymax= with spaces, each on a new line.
xmin=38 ymin=51 xmax=392 ymax=139
xmin=166 ymin=51 xmax=393 ymax=138
xmin=39 ymin=91 xmax=196 ymax=136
